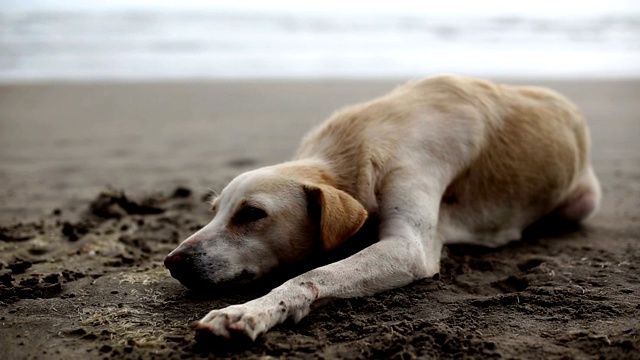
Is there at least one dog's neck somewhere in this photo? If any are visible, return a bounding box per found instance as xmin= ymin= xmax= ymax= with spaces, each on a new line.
xmin=274 ymin=158 xmax=378 ymax=213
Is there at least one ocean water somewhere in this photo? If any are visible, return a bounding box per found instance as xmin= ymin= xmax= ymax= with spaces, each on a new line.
xmin=1 ymin=6 xmax=639 ymax=81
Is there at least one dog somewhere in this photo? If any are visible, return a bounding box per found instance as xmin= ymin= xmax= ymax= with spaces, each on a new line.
xmin=164 ymin=75 xmax=601 ymax=340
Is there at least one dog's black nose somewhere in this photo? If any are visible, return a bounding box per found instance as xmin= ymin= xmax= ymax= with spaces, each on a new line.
xmin=164 ymin=251 xmax=183 ymax=268
xmin=164 ymin=251 xmax=196 ymax=281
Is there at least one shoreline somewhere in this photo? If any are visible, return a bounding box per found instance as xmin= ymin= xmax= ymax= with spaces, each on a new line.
xmin=3 ymin=75 xmax=640 ymax=85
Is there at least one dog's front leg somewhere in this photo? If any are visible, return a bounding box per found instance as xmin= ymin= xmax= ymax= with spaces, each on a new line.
xmin=194 ymin=239 xmax=438 ymax=340
xmin=194 ymin=182 xmax=443 ymax=340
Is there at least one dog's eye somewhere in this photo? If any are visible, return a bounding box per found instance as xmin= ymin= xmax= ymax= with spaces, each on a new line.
xmin=234 ymin=206 xmax=267 ymax=224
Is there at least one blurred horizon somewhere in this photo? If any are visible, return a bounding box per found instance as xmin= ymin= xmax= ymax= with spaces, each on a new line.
xmin=1 ymin=0 xmax=639 ymax=81
xmin=4 ymin=0 xmax=640 ymax=17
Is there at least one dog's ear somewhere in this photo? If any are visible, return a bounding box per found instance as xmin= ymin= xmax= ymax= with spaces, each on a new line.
xmin=303 ymin=184 xmax=368 ymax=251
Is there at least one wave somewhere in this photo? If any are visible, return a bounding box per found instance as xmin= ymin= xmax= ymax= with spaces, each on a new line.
xmin=1 ymin=10 xmax=639 ymax=81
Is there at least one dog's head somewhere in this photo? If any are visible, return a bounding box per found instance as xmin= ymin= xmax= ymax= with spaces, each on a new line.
xmin=164 ymin=165 xmax=368 ymax=289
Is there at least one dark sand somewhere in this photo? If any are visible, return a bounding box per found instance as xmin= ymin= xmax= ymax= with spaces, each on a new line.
xmin=0 ymin=79 xmax=639 ymax=359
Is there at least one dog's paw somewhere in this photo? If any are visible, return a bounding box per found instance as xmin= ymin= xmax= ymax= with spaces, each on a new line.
xmin=192 ymin=303 xmax=279 ymax=341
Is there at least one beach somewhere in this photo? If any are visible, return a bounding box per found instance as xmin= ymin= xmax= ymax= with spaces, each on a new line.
xmin=1 ymin=78 xmax=639 ymax=358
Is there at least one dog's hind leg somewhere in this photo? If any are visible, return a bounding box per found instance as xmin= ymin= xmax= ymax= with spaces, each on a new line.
xmin=552 ymin=166 xmax=602 ymax=222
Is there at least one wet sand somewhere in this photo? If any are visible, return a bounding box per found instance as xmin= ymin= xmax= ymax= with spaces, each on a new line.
xmin=0 ymin=79 xmax=639 ymax=359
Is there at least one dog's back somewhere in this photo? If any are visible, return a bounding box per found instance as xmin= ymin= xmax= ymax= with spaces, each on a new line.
xmin=297 ymin=75 xmax=596 ymax=246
